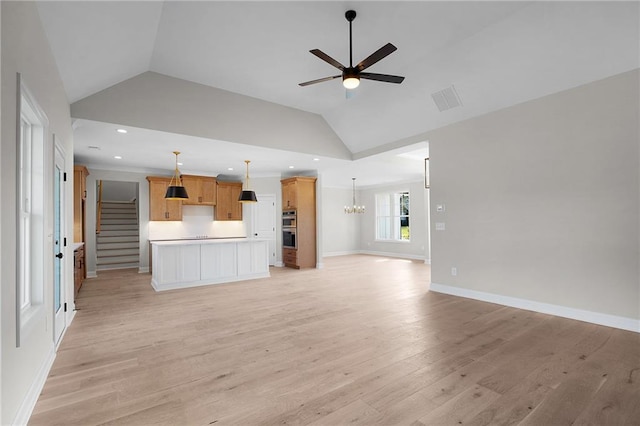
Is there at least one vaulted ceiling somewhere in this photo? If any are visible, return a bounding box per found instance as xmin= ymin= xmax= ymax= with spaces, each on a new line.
xmin=35 ymin=1 xmax=639 ymax=186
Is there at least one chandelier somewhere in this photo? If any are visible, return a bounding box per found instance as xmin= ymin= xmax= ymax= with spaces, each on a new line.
xmin=344 ymin=177 xmax=365 ymax=214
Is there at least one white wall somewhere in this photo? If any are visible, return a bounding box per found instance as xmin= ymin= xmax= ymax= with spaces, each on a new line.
xmin=1 ymin=2 xmax=75 ymax=423
xmin=321 ymin=187 xmax=361 ymax=256
xmin=428 ymin=69 xmax=639 ymax=329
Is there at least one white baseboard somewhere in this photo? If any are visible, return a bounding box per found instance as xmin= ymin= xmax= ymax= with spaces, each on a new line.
xmin=323 ymin=250 xmax=426 ymax=261
xmin=424 ymin=258 xmax=431 ymax=265
xmin=12 ymin=347 xmax=56 ymax=425
xmin=430 ymin=282 xmax=640 ymax=333
xmin=138 ymin=266 xmax=149 ymax=273
xmin=275 ymin=261 xmax=284 ymax=267
xmin=358 ymin=250 xmax=426 ymax=261
xmin=316 ymin=262 xmax=324 ymax=269
xmin=86 ymin=270 xmax=97 ymax=278
xmin=323 ymin=250 xmax=360 ymax=257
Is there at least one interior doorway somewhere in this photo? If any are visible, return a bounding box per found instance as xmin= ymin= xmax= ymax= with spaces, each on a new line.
xmin=96 ymin=180 xmax=140 ymax=270
xmin=249 ymin=194 xmax=277 ymax=266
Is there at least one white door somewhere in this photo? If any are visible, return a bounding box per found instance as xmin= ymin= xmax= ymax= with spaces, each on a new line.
xmin=53 ymin=143 xmax=66 ymax=344
xmin=251 ymin=194 xmax=277 ymax=265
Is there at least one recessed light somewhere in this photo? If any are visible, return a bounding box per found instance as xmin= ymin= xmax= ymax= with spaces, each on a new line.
xmin=177 ymin=162 xmax=183 ymax=166
xmin=313 ymin=158 xmax=320 ymax=161
xmin=88 ymin=145 xmax=101 ymax=150
xmin=114 ymin=155 xmax=122 ymax=159
xmin=116 ymin=129 xmax=127 ymax=134
xmin=228 ymin=167 xmax=234 ymax=171
xmin=289 ymin=166 xmax=295 ymax=169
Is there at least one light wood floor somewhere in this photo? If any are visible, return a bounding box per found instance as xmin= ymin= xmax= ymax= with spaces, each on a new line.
xmin=31 ymin=255 xmax=639 ymax=425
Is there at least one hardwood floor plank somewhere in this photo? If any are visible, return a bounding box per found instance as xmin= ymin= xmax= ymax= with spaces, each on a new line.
xmin=29 ymin=255 xmax=639 ymax=425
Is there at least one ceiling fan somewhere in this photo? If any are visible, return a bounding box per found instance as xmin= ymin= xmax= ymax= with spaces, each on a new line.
xmin=299 ymin=10 xmax=405 ymax=90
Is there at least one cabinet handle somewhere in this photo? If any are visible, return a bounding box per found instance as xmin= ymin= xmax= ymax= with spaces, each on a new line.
xmin=228 ymin=212 xmax=231 ymax=219
xmin=198 ymin=196 xmax=202 ymax=202
xmin=165 ymin=212 xmax=169 ymax=219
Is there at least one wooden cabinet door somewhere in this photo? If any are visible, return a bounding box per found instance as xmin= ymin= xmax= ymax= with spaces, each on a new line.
xmin=201 ymin=177 xmax=217 ymax=205
xmin=181 ymin=176 xmax=201 ymax=205
xmin=215 ymin=181 xmax=242 ymax=220
xmin=147 ymin=177 xmax=182 ymax=221
xmin=181 ymin=175 xmax=217 ymax=205
xmin=282 ymin=180 xmax=297 ymax=209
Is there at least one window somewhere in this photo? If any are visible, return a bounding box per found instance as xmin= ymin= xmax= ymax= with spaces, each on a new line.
xmin=17 ymin=77 xmax=47 ymax=336
xmin=375 ymin=191 xmax=410 ymax=241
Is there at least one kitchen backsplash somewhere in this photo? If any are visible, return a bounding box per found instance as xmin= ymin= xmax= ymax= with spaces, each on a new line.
xmin=148 ymin=205 xmax=246 ymax=240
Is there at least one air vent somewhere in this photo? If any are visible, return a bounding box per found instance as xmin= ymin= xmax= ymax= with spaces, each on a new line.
xmin=431 ymin=85 xmax=462 ymax=112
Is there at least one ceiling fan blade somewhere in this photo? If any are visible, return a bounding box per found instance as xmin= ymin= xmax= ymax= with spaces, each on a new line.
xmin=299 ymin=75 xmax=342 ymax=87
xmin=359 ymin=73 xmax=405 ymax=84
xmin=356 ymin=43 xmax=397 ymax=71
xmin=310 ymin=49 xmax=345 ymax=71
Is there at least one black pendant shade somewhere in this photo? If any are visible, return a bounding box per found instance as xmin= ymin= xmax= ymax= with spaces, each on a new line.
xmin=238 ymin=160 xmax=258 ymax=203
xmin=165 ymin=185 xmax=189 ymax=200
xmin=164 ymin=151 xmax=189 ymax=200
xmin=238 ymin=190 xmax=258 ymax=202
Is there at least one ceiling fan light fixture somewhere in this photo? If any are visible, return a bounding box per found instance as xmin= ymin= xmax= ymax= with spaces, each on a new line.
xmin=343 ymin=76 xmax=360 ymax=89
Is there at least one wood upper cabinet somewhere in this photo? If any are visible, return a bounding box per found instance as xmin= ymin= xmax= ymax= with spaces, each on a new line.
xmin=281 ymin=177 xmax=317 ymax=269
xmin=147 ymin=176 xmax=182 ymax=221
xmin=181 ymin=175 xmax=217 ymax=206
xmin=282 ymin=179 xmax=298 ymax=209
xmin=215 ymin=181 xmax=243 ymax=221
xmin=73 ymin=165 xmax=89 ymax=242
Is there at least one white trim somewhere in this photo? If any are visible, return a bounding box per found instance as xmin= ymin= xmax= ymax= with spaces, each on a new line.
xmin=316 ymin=262 xmax=324 ymax=269
xmin=323 ymin=250 xmax=425 ymax=261
xmin=323 ymin=250 xmax=360 ymax=257
xmin=12 ymin=347 xmax=56 ymax=426
xmin=138 ymin=266 xmax=149 ymax=273
xmin=429 ymin=283 xmax=640 ymax=333
xmin=274 ymin=261 xmax=284 ymax=267
xmin=358 ymin=250 xmax=425 ymax=261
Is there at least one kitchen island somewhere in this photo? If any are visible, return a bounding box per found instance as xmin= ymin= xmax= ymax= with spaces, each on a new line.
xmin=150 ymin=238 xmax=270 ymax=291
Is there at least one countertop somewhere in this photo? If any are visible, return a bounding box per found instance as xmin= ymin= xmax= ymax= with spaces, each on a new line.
xmin=150 ymin=238 xmax=268 ymax=246
xmin=72 ymin=242 xmax=84 ymax=251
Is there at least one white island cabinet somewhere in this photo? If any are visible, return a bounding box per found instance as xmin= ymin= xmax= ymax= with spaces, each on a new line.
xmin=151 ymin=238 xmax=269 ymax=291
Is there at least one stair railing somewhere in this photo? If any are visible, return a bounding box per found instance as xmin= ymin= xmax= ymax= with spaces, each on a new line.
xmin=96 ymin=180 xmax=103 ymax=234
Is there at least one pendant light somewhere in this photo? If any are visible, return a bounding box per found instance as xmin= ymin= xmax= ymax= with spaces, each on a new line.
xmin=238 ymin=160 xmax=258 ymax=203
xmin=344 ymin=177 xmax=364 ymax=214
xmin=165 ymin=151 xmax=189 ymax=199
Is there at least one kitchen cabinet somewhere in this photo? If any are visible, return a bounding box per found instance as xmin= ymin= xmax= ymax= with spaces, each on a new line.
xmin=73 ymin=165 xmax=89 ymax=242
xmin=181 ymin=175 xmax=217 ymax=206
xmin=282 ymin=179 xmax=298 ymax=209
xmin=280 ymin=177 xmax=317 ymax=269
xmin=74 ymin=244 xmax=85 ymax=298
xmin=147 ymin=176 xmax=183 ymax=221
xmin=215 ymin=181 xmax=243 ymax=221
xmin=150 ymin=239 xmax=269 ymax=291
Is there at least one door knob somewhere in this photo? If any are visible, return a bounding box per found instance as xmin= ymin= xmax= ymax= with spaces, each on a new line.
xmin=56 ymin=252 xmax=64 ymax=259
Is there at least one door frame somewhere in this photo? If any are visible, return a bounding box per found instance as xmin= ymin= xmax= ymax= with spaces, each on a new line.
xmin=53 ymin=138 xmax=66 ymax=345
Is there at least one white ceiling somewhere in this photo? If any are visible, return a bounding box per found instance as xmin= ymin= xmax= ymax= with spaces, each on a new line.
xmin=36 ymin=1 xmax=639 ymax=187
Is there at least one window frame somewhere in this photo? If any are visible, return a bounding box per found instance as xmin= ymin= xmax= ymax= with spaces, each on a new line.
xmin=16 ymin=74 xmax=49 ymax=346
xmin=375 ymin=190 xmax=411 ymax=242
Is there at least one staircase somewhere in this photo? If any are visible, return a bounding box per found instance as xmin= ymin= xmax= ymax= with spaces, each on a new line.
xmin=96 ymin=201 xmax=140 ymax=270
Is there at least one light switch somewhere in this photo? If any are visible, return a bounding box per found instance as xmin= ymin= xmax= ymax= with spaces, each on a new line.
xmin=435 ymin=222 xmax=445 ymax=231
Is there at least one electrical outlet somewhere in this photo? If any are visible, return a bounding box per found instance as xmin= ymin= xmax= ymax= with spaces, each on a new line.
xmin=451 ymin=267 xmax=457 ymax=276
xmin=435 ymin=222 xmax=445 ymax=231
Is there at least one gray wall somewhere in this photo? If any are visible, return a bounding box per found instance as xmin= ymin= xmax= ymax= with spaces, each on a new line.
xmin=101 ymin=180 xmax=138 ymax=201
xmin=1 ymin=2 xmax=75 ymax=423
xmin=71 ymin=71 xmax=352 ymax=160
xmin=428 ymin=69 xmax=639 ymax=322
